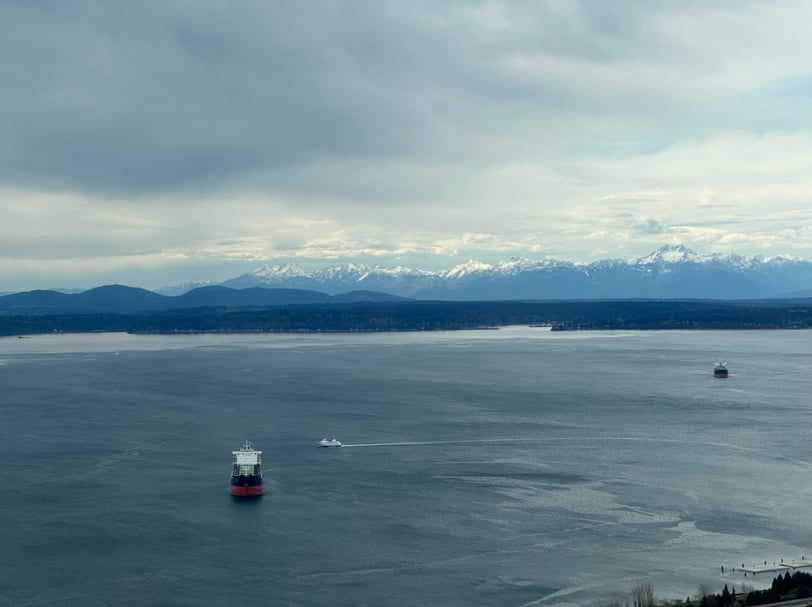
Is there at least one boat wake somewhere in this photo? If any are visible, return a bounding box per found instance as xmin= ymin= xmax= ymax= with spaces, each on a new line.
xmin=341 ymin=438 xmax=543 ymax=448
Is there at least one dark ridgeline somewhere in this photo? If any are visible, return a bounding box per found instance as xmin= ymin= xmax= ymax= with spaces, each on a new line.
xmin=0 ymin=284 xmax=404 ymax=314
xmin=0 ymin=285 xmax=810 ymax=335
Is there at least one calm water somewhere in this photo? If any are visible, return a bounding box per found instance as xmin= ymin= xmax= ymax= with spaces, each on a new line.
xmin=1 ymin=329 xmax=810 ymax=607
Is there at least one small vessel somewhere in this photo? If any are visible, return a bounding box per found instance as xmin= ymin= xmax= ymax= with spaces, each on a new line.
xmin=230 ymin=440 xmax=263 ymax=497
xmin=319 ymin=438 xmax=342 ymax=448
xmin=713 ymin=361 xmax=729 ymax=378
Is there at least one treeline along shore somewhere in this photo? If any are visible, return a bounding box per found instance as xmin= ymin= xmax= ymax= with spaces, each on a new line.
xmin=612 ymin=568 xmax=812 ymax=606
xmin=1 ymin=299 xmax=810 ymax=335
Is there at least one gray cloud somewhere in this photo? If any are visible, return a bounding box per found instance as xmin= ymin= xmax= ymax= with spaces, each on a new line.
xmin=3 ymin=1 xmax=805 ymax=197
xmin=0 ymin=0 xmax=810 ymax=290
xmin=632 ymin=218 xmax=669 ymax=235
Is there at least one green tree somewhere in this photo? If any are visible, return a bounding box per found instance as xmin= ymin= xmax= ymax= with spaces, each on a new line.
xmin=721 ymin=584 xmax=731 ymax=606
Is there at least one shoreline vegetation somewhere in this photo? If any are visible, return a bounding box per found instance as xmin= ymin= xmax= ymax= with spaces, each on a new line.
xmin=0 ymin=299 xmax=810 ymax=336
xmin=613 ymin=570 xmax=812 ymax=607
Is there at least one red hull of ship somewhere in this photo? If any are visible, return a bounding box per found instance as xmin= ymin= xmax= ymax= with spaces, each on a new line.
xmin=230 ymin=484 xmax=263 ymax=497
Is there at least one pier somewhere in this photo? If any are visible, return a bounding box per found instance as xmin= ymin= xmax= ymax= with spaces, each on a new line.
xmin=734 ymin=559 xmax=811 ymax=575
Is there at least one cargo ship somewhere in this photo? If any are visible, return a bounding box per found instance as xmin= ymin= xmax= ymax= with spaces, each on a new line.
xmin=230 ymin=440 xmax=263 ymax=497
xmin=713 ymin=361 xmax=729 ymax=378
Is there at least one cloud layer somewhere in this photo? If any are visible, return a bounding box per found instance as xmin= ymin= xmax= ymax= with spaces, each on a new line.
xmin=1 ymin=1 xmax=810 ymax=290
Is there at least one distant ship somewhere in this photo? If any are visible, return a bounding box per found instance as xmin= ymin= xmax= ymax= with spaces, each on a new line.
xmin=230 ymin=440 xmax=263 ymax=497
xmin=713 ymin=361 xmax=729 ymax=378
xmin=319 ymin=438 xmax=342 ymax=448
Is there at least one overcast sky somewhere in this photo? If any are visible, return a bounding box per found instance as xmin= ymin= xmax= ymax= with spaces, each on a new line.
xmin=1 ymin=0 xmax=810 ymax=291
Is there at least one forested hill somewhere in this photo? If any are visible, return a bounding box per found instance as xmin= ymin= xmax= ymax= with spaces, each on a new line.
xmin=1 ymin=299 xmax=809 ymax=336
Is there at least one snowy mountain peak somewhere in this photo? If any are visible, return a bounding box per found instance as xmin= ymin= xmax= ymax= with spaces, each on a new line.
xmin=495 ymin=257 xmax=540 ymax=274
xmin=442 ymin=260 xmax=494 ymax=279
xmin=364 ymin=265 xmax=434 ymax=278
xmin=206 ymin=245 xmax=810 ymax=299
xmin=632 ymin=244 xmax=699 ymax=265
xmin=317 ymin=263 xmax=371 ymax=280
xmin=253 ymin=263 xmax=309 ymax=280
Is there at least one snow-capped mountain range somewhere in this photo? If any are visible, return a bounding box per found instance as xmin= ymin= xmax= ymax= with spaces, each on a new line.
xmin=192 ymin=245 xmax=811 ymax=300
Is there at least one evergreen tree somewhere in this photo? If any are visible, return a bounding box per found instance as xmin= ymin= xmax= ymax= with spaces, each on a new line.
xmin=721 ymin=585 xmax=731 ymax=606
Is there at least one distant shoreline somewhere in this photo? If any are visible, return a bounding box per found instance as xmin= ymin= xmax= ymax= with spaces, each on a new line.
xmin=1 ymin=299 xmax=809 ymax=336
